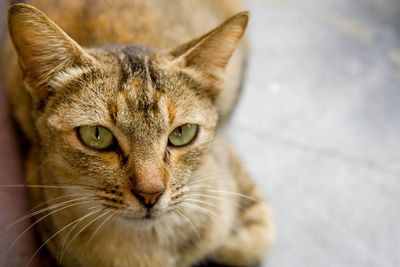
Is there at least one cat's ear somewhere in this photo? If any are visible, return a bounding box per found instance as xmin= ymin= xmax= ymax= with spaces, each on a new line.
xmin=168 ymin=11 xmax=249 ymax=99
xmin=7 ymin=4 xmax=92 ymax=101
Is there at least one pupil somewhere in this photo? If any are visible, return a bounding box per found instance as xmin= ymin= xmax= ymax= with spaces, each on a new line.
xmin=178 ymin=127 xmax=183 ymax=135
xmin=95 ymin=127 xmax=100 ymax=139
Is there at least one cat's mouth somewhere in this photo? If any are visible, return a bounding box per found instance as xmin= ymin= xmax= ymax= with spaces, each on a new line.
xmin=123 ymin=212 xmax=161 ymax=222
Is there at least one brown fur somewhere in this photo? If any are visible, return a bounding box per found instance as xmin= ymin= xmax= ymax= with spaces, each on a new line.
xmin=2 ymin=1 xmax=275 ymax=266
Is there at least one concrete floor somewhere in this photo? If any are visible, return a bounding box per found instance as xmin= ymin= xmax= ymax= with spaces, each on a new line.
xmin=1 ymin=0 xmax=400 ymax=266
xmin=226 ymin=0 xmax=400 ymax=266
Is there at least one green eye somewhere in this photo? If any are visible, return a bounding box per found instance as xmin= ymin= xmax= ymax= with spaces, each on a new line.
xmin=168 ymin=124 xmax=198 ymax=147
xmin=78 ymin=126 xmax=115 ymax=150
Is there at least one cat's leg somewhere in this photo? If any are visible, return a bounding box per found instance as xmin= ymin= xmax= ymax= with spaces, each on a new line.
xmin=208 ymin=148 xmax=276 ymax=266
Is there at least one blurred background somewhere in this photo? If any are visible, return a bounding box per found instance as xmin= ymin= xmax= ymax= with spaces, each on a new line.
xmin=227 ymin=0 xmax=400 ymax=266
xmin=1 ymin=0 xmax=400 ymax=266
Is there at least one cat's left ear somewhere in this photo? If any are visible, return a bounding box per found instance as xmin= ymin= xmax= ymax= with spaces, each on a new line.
xmin=7 ymin=4 xmax=93 ymax=102
xmin=168 ymin=12 xmax=249 ymax=99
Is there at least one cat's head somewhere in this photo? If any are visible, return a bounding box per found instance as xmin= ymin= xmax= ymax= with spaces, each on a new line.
xmin=7 ymin=4 xmax=248 ymax=227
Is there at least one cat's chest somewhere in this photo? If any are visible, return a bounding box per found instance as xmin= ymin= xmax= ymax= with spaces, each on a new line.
xmin=60 ymin=211 xmax=231 ymax=267
xmin=66 ymin=231 xmax=177 ymax=267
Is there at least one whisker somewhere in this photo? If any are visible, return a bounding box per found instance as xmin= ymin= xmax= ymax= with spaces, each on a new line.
xmin=59 ymin=209 xmax=110 ymax=264
xmin=0 ymin=199 xmax=99 ymax=265
xmin=184 ymin=192 xmax=243 ymax=209
xmin=56 ymin=206 xmax=101 ymax=261
xmin=25 ymin=158 xmax=53 ymax=179
xmin=58 ymin=182 xmax=108 ymax=192
xmin=7 ymin=196 xmax=96 ymax=229
xmin=189 ymin=189 xmax=258 ymax=202
xmin=30 ymin=193 xmax=94 ymax=212
xmin=185 ymin=171 xmax=231 ymax=186
xmin=0 ymin=181 xmax=107 ymax=193
xmin=183 ymin=198 xmax=225 ymax=213
xmin=186 ymin=169 xmax=229 ymax=181
xmin=83 ymin=213 xmax=115 ymax=252
xmin=0 ymin=184 xmax=96 ymax=190
xmin=177 ymin=203 xmax=219 ymax=222
xmin=57 ymin=217 xmax=83 ymax=261
xmin=187 ymin=184 xmax=216 ymax=189
xmin=173 ymin=209 xmax=200 ymax=240
xmin=25 ymin=208 xmax=104 ymax=267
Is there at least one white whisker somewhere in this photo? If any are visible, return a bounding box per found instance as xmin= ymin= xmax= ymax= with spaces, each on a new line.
xmin=173 ymin=209 xmax=200 ymax=240
xmin=57 ymin=216 xmax=83 ymax=261
xmin=25 ymin=158 xmax=53 ymax=179
xmin=190 ymin=189 xmax=258 ymax=202
xmin=7 ymin=196 xmax=96 ymax=229
xmin=184 ymin=192 xmax=243 ymax=209
xmin=59 ymin=210 xmax=110 ymax=264
xmin=178 ymin=202 xmax=219 ymax=222
xmin=83 ymin=213 xmax=115 ymax=252
xmin=0 ymin=199 xmax=98 ymax=265
xmin=25 ymin=208 xmax=103 ymax=266
xmin=183 ymin=198 xmax=225 ymax=213
xmin=57 ymin=206 xmax=102 ymax=261
xmin=0 ymin=184 xmax=92 ymax=189
xmin=30 ymin=193 xmax=94 ymax=212
xmin=185 ymin=171 xmax=231 ymax=186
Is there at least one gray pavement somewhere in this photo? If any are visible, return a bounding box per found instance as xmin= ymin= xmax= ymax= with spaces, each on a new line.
xmin=226 ymin=0 xmax=400 ymax=266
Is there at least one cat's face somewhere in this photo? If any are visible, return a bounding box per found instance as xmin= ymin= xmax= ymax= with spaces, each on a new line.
xmin=39 ymin=47 xmax=217 ymax=224
xmin=7 ymin=4 xmax=248 ymax=227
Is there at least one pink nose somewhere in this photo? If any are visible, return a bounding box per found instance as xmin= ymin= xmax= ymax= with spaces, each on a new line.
xmin=136 ymin=191 xmax=163 ymax=207
xmin=128 ymin=161 xmax=165 ymax=208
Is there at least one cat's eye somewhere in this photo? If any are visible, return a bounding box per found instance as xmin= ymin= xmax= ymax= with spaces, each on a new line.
xmin=78 ymin=126 xmax=115 ymax=150
xmin=168 ymin=124 xmax=198 ymax=147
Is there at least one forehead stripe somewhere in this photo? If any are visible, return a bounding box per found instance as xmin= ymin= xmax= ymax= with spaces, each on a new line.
xmin=113 ymin=52 xmax=132 ymax=91
xmin=144 ymin=55 xmax=155 ymax=94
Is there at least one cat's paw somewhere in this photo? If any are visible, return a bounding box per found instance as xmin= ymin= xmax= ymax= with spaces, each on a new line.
xmin=209 ymin=201 xmax=275 ymax=267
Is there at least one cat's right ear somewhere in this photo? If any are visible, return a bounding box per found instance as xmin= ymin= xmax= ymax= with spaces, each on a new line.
xmin=167 ymin=12 xmax=249 ymax=100
xmin=7 ymin=4 xmax=93 ymax=102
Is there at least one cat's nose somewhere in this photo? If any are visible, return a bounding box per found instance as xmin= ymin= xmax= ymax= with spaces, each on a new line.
xmin=130 ymin=174 xmax=165 ymax=208
xmin=139 ymin=191 xmax=163 ymax=207
xmin=132 ymin=189 xmax=164 ymax=209
xmin=128 ymin=161 xmax=165 ymax=208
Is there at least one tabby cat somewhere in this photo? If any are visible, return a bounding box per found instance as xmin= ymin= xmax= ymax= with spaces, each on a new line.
xmin=2 ymin=0 xmax=275 ymax=266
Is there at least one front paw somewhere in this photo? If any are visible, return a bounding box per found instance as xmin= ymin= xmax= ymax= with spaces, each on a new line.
xmin=208 ymin=202 xmax=275 ymax=267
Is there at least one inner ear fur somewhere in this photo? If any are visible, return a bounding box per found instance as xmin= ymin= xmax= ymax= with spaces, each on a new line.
xmin=7 ymin=3 xmax=92 ymax=101
xmin=168 ymin=11 xmax=249 ymax=99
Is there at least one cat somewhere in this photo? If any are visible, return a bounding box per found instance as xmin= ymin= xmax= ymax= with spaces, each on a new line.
xmin=2 ymin=0 xmax=275 ymax=266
